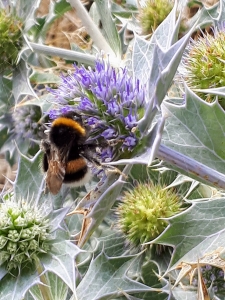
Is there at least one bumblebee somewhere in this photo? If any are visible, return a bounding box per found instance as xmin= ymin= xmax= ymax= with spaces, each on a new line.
xmin=41 ymin=112 xmax=99 ymax=195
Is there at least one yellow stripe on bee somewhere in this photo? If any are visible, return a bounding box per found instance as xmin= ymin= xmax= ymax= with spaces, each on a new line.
xmin=52 ymin=117 xmax=86 ymax=136
xmin=66 ymin=158 xmax=87 ymax=173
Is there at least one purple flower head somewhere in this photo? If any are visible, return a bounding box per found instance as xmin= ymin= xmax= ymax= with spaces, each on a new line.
xmin=77 ymin=97 xmax=95 ymax=112
xmin=48 ymin=57 xmax=146 ymax=158
xmin=101 ymin=128 xmax=117 ymax=140
xmin=124 ymin=112 xmax=137 ymax=130
xmin=87 ymin=117 xmax=100 ymax=126
xmin=205 ymin=265 xmax=212 ymax=271
xmin=107 ymin=99 xmax=120 ymax=116
xmin=48 ymin=106 xmax=75 ymax=120
xmin=210 ymin=274 xmax=216 ymax=281
xmin=218 ymin=270 xmax=224 ymax=278
xmin=101 ymin=147 xmax=114 ymax=162
xmin=13 ymin=105 xmax=44 ymax=143
xmin=48 ymin=109 xmax=60 ymax=120
xmin=122 ymin=135 xmax=137 ymax=151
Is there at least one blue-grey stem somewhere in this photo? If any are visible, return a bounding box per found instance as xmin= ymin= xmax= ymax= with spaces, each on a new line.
xmin=29 ymin=42 xmax=96 ymax=66
xmin=158 ymin=144 xmax=225 ymax=189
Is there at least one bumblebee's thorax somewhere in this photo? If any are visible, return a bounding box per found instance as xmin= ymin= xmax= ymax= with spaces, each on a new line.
xmin=50 ymin=117 xmax=87 ymax=148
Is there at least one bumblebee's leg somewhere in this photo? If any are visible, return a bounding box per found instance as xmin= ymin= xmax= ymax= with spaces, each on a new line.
xmin=40 ymin=140 xmax=51 ymax=172
xmin=40 ymin=140 xmax=50 ymax=193
xmin=40 ymin=139 xmax=51 ymax=153
xmin=103 ymin=165 xmax=127 ymax=178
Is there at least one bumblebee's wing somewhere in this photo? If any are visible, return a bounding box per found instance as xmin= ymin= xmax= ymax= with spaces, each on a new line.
xmin=46 ymin=147 xmax=66 ymax=195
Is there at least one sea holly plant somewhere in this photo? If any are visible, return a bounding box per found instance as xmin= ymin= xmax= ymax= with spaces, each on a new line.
xmin=1 ymin=0 xmax=225 ymax=299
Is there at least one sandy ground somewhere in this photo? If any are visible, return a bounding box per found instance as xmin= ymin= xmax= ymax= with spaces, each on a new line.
xmin=0 ymin=155 xmax=16 ymax=192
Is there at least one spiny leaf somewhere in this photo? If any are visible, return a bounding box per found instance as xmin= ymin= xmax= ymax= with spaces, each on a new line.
xmin=162 ymin=87 xmax=225 ymax=174
xmin=13 ymin=60 xmax=37 ymax=104
xmin=77 ymin=252 xmax=151 ymax=300
xmin=154 ymin=198 xmax=225 ymax=268
xmin=27 ymin=272 xmax=68 ymax=300
xmin=76 ymin=165 xmax=132 ymax=246
xmin=132 ymin=3 xmax=178 ymax=84
xmin=14 ymin=151 xmax=44 ymax=201
xmin=15 ymin=0 xmax=42 ymax=30
xmin=171 ymin=287 xmax=198 ymax=300
xmin=0 ymin=75 xmax=14 ymax=109
xmin=0 ymin=265 xmax=40 ymax=300
xmin=41 ymin=236 xmax=82 ymax=295
xmin=95 ymin=0 xmax=122 ymax=57
xmin=30 ymin=71 xmax=61 ymax=85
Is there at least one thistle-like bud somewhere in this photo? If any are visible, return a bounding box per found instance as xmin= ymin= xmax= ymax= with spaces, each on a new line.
xmin=0 ymin=10 xmax=23 ymax=72
xmin=116 ymin=182 xmax=182 ymax=246
xmin=0 ymin=200 xmax=51 ymax=271
xmin=139 ymin=0 xmax=173 ymax=34
xmin=13 ymin=105 xmax=45 ymax=143
xmin=183 ymin=25 xmax=225 ymax=109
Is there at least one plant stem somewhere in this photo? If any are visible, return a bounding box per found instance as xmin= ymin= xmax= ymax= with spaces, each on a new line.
xmin=29 ymin=42 xmax=96 ymax=66
xmin=157 ymin=144 xmax=225 ymax=189
xmin=35 ymin=258 xmax=52 ymax=300
xmin=67 ymin=0 xmax=116 ymax=57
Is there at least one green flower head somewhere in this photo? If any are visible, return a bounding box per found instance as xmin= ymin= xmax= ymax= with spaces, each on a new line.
xmin=0 ymin=199 xmax=51 ymax=271
xmin=183 ymin=24 xmax=225 ymax=109
xmin=139 ymin=0 xmax=174 ymax=34
xmin=0 ymin=9 xmax=23 ymax=72
xmin=117 ymin=182 xmax=182 ymax=246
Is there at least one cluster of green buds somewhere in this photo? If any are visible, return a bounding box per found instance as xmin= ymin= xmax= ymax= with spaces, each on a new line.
xmin=139 ymin=0 xmax=174 ymax=34
xmin=0 ymin=200 xmax=51 ymax=271
xmin=117 ymin=182 xmax=182 ymax=246
xmin=183 ymin=24 xmax=225 ymax=109
xmin=0 ymin=9 xmax=23 ymax=72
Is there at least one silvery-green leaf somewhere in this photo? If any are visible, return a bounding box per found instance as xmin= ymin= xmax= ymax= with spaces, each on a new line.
xmin=162 ymin=87 xmax=225 ymax=174
xmin=14 ymin=151 xmax=44 ymax=201
xmin=30 ymin=71 xmax=61 ymax=85
xmin=27 ymin=272 xmax=68 ymax=300
xmin=154 ymin=197 xmax=225 ymax=268
xmin=77 ymin=165 xmax=132 ymax=246
xmin=48 ymin=207 xmax=70 ymax=232
xmin=95 ymin=0 xmax=122 ymax=57
xmin=77 ymin=252 xmax=151 ymax=300
xmin=0 ymin=75 xmax=14 ymax=109
xmin=23 ymin=94 xmax=54 ymax=114
xmin=29 ymin=43 xmax=97 ymax=67
xmin=13 ymin=60 xmax=37 ymax=104
xmin=195 ymin=86 xmax=225 ymax=97
xmin=13 ymin=0 xmax=41 ymax=30
xmin=215 ymin=0 xmax=225 ymax=24
xmin=132 ymin=4 xmax=188 ymax=85
xmin=171 ymin=287 xmax=197 ymax=300
xmin=0 ymin=265 xmax=39 ymax=300
xmin=41 ymin=236 xmax=82 ymax=295
xmin=150 ymin=2 xmax=177 ymax=47
xmin=196 ymin=0 xmax=220 ymax=27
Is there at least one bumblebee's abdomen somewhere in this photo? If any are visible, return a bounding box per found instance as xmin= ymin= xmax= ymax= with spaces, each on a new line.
xmin=63 ymin=157 xmax=91 ymax=185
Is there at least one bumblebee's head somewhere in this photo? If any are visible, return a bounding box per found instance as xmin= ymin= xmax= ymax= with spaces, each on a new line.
xmin=61 ymin=111 xmax=83 ymax=124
